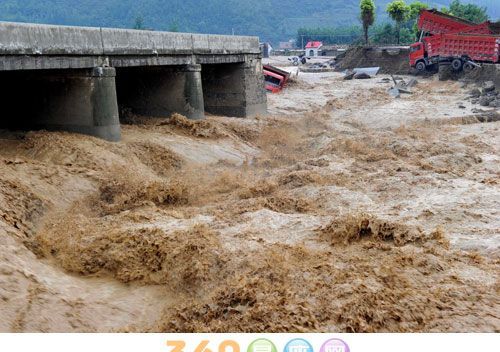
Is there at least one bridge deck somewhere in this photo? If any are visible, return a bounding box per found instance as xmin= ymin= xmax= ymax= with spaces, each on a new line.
xmin=0 ymin=22 xmax=260 ymax=70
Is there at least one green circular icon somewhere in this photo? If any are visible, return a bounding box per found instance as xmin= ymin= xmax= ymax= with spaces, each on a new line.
xmin=247 ymin=339 xmax=278 ymax=352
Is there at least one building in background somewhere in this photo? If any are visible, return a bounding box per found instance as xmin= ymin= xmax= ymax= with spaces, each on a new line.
xmin=305 ymin=41 xmax=323 ymax=56
xmin=260 ymin=42 xmax=273 ymax=58
xmin=279 ymin=39 xmax=296 ymax=50
xmin=320 ymin=44 xmax=349 ymax=57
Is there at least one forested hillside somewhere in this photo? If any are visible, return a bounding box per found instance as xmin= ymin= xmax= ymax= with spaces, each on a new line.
xmin=0 ymin=0 xmax=498 ymax=43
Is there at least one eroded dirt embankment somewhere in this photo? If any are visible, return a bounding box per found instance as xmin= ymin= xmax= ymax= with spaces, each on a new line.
xmin=335 ymin=46 xmax=412 ymax=74
xmin=0 ymin=73 xmax=499 ymax=332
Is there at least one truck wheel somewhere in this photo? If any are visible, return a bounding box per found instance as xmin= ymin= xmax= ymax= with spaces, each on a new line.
xmin=416 ymin=61 xmax=426 ymax=72
xmin=451 ymin=59 xmax=463 ymax=71
xmin=463 ymin=62 xmax=475 ymax=72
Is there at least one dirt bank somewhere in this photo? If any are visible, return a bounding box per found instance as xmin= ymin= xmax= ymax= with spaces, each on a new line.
xmin=335 ymin=46 xmax=412 ymax=74
xmin=0 ymin=72 xmax=499 ymax=332
xmin=444 ymin=64 xmax=500 ymax=88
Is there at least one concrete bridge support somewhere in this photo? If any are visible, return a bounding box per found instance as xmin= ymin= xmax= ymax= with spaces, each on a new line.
xmin=116 ymin=64 xmax=205 ymax=120
xmin=0 ymin=22 xmax=267 ymax=141
xmin=0 ymin=67 xmax=121 ymax=141
xmin=202 ymin=59 xmax=267 ymax=117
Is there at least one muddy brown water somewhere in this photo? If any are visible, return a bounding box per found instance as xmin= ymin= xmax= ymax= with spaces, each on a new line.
xmin=0 ymin=72 xmax=499 ymax=332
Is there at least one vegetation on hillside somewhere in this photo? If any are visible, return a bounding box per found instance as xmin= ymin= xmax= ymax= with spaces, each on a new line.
xmin=442 ymin=0 xmax=489 ymax=23
xmin=298 ymin=0 xmax=491 ymax=47
xmin=0 ymin=0 xmax=496 ymax=44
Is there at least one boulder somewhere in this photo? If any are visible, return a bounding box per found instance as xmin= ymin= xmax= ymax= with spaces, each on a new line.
xmin=479 ymin=95 xmax=495 ymax=106
xmin=482 ymin=81 xmax=495 ymax=93
xmin=388 ymin=87 xmax=400 ymax=98
xmin=353 ymin=72 xmax=371 ymax=79
xmin=343 ymin=71 xmax=355 ymax=80
xmin=488 ymin=99 xmax=500 ymax=108
xmin=406 ymin=78 xmax=418 ymax=88
xmin=468 ymin=88 xmax=481 ymax=98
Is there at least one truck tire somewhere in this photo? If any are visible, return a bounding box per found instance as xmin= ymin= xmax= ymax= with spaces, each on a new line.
xmin=416 ymin=61 xmax=426 ymax=72
xmin=463 ymin=62 xmax=475 ymax=72
xmin=451 ymin=58 xmax=463 ymax=71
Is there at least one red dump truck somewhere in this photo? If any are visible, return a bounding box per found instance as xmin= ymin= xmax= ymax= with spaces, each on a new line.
xmin=263 ymin=65 xmax=290 ymax=93
xmin=409 ymin=9 xmax=500 ymax=71
xmin=417 ymin=9 xmax=494 ymax=35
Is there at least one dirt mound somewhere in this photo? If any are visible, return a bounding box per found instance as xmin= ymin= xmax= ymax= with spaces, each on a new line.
xmin=336 ymin=46 xmax=411 ymax=75
xmin=444 ymin=63 xmax=500 ymax=87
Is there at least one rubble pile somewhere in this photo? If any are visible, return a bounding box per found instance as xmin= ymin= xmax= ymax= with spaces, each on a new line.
xmin=467 ymin=81 xmax=500 ymax=108
xmin=308 ymin=58 xmax=337 ymax=69
xmin=343 ymin=67 xmax=380 ymax=80
xmin=386 ymin=76 xmax=418 ymax=98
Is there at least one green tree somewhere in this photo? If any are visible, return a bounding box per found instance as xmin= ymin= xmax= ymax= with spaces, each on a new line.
xmin=408 ymin=1 xmax=428 ymax=40
xmin=372 ymin=23 xmax=396 ymax=44
xmin=360 ymin=0 xmax=376 ymax=44
xmin=408 ymin=1 xmax=428 ymax=20
xmin=386 ymin=0 xmax=410 ymax=44
xmin=133 ymin=16 xmax=145 ymax=30
xmin=444 ymin=0 xmax=488 ymax=23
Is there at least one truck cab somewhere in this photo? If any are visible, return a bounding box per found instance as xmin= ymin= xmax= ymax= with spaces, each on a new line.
xmin=263 ymin=65 xmax=290 ymax=93
xmin=409 ymin=42 xmax=426 ymax=71
xmin=264 ymin=70 xmax=286 ymax=93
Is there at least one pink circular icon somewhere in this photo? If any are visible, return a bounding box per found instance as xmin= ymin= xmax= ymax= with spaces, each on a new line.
xmin=319 ymin=339 xmax=349 ymax=352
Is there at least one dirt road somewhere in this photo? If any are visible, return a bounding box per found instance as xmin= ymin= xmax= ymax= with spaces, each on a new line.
xmin=0 ymin=70 xmax=498 ymax=332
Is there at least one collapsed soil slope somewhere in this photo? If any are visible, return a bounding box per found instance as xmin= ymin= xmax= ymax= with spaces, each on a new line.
xmin=336 ymin=46 xmax=412 ymax=74
xmin=0 ymin=73 xmax=499 ymax=332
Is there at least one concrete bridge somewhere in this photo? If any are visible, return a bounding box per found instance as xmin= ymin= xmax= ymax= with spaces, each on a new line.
xmin=0 ymin=22 xmax=267 ymax=141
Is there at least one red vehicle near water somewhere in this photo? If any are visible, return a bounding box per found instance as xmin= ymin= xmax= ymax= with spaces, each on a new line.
xmin=263 ymin=65 xmax=290 ymax=93
xmin=409 ymin=9 xmax=500 ymax=71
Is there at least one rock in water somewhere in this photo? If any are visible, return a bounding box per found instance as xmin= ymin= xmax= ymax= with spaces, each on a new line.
xmin=353 ymin=72 xmax=371 ymax=79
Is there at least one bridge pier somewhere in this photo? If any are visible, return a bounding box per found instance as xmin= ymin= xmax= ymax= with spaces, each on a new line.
xmin=202 ymin=59 xmax=267 ymax=117
xmin=0 ymin=22 xmax=268 ymax=141
xmin=0 ymin=67 xmax=121 ymax=141
xmin=116 ymin=64 xmax=205 ymax=120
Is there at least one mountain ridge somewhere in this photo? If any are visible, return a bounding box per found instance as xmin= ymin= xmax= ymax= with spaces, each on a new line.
xmin=0 ymin=0 xmax=498 ymax=43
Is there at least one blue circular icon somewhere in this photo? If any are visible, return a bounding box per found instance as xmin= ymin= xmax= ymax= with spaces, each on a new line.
xmin=284 ymin=339 xmax=313 ymax=352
